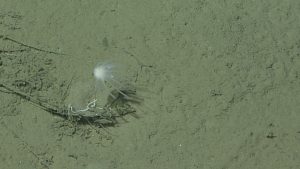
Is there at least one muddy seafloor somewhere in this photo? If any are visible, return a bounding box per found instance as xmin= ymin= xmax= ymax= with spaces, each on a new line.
xmin=1 ymin=1 xmax=300 ymax=169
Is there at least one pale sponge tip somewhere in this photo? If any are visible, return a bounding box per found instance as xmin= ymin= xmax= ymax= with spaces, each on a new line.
xmin=93 ymin=63 xmax=113 ymax=81
xmin=93 ymin=65 xmax=106 ymax=80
